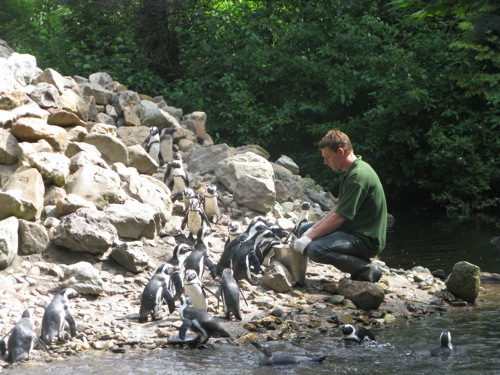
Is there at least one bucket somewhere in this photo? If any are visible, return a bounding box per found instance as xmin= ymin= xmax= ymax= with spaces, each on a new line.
xmin=273 ymin=246 xmax=308 ymax=285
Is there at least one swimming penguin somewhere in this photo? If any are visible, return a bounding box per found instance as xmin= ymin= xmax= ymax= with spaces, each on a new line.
xmin=139 ymin=263 xmax=178 ymax=323
xmin=143 ymin=126 xmax=161 ymax=163
xmin=184 ymin=269 xmax=209 ymax=311
xmin=178 ymin=295 xmax=230 ymax=346
xmin=167 ymin=243 xmax=193 ymax=300
xmin=184 ymin=227 xmax=217 ymax=280
xmin=251 ymin=341 xmax=327 ymax=366
xmin=40 ymin=288 xmax=80 ymax=345
xmin=340 ymin=324 xmax=376 ymax=343
xmin=430 ymin=330 xmax=453 ymax=357
xmin=294 ymin=201 xmax=312 ymax=235
xmin=181 ymin=197 xmax=212 ymax=242
xmin=202 ymin=184 xmax=221 ymax=224
xmin=163 ymin=152 xmax=189 ymax=202
xmin=2 ymin=308 xmax=48 ymax=363
xmin=219 ymin=268 xmax=243 ymax=321
xmin=159 ymin=127 xmax=176 ymax=166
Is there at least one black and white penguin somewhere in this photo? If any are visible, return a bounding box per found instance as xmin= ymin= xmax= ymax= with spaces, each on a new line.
xmin=2 ymin=308 xmax=47 ymax=363
xmin=40 ymin=288 xmax=80 ymax=345
xmin=340 ymin=324 xmax=376 ymax=343
xmin=139 ymin=263 xmax=178 ymax=323
xmin=184 ymin=227 xmax=217 ymax=280
xmin=178 ymin=295 xmax=230 ymax=346
xmin=163 ymin=152 xmax=189 ymax=202
xmin=219 ymin=268 xmax=243 ymax=321
xmin=254 ymin=230 xmax=281 ymax=267
xmin=143 ymin=126 xmax=161 ymax=163
xmin=294 ymin=201 xmax=312 ymax=235
xmin=227 ymin=221 xmax=243 ymax=243
xmin=167 ymin=243 xmax=193 ymax=300
xmin=251 ymin=341 xmax=327 ymax=366
xmin=182 ymin=187 xmax=197 ymax=212
xmin=159 ymin=127 xmax=176 ymax=166
xmin=181 ymin=197 xmax=212 ymax=242
xmin=430 ymin=330 xmax=453 ymax=357
xmin=202 ymin=184 xmax=221 ymax=224
xmin=184 ymin=269 xmax=209 ymax=311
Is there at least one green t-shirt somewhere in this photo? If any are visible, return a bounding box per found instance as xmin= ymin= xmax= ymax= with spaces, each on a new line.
xmin=335 ymin=156 xmax=387 ymax=257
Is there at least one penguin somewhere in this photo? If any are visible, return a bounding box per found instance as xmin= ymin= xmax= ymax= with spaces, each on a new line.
xmin=227 ymin=221 xmax=243 ymax=242
xmin=167 ymin=243 xmax=193 ymax=301
xmin=294 ymin=201 xmax=312 ymax=235
xmin=430 ymin=330 xmax=453 ymax=357
xmin=40 ymin=288 xmax=80 ymax=345
xmin=3 ymin=308 xmax=48 ymax=363
xmin=159 ymin=127 xmax=176 ymax=166
xmin=254 ymin=230 xmax=281 ymax=267
xmin=182 ymin=187 xmax=197 ymax=212
xmin=251 ymin=341 xmax=327 ymax=366
xmin=139 ymin=263 xmax=177 ymax=323
xmin=143 ymin=126 xmax=161 ymax=163
xmin=340 ymin=324 xmax=376 ymax=343
xmin=184 ymin=227 xmax=217 ymax=280
xmin=184 ymin=269 xmax=209 ymax=311
xmin=163 ymin=152 xmax=189 ymax=202
xmin=219 ymin=268 xmax=243 ymax=321
xmin=178 ymin=295 xmax=230 ymax=346
xmin=181 ymin=197 xmax=212 ymax=242
xmin=202 ymin=184 xmax=221 ymax=224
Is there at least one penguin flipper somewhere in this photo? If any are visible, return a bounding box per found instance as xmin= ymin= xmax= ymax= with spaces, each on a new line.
xmin=179 ymin=319 xmax=193 ymax=340
xmin=204 ymin=257 xmax=218 ymax=279
xmin=65 ymin=311 xmax=77 ymax=337
xmin=0 ymin=336 xmax=6 ymax=357
xmin=162 ymin=288 xmax=176 ymax=314
xmin=34 ymin=336 xmax=49 ymax=353
xmin=249 ymin=253 xmax=261 ymax=274
xmin=171 ymin=274 xmax=184 ymax=300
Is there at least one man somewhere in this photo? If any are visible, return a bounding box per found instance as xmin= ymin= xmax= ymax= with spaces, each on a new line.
xmin=291 ymin=129 xmax=387 ymax=282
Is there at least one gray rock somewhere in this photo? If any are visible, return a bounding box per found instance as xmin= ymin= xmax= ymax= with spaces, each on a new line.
xmin=187 ymin=143 xmax=235 ymax=176
xmin=17 ymin=219 xmax=49 ymax=255
xmin=5 ymin=52 xmax=39 ymax=86
xmin=28 ymin=82 xmax=62 ymax=109
xmin=274 ymin=155 xmax=299 ymax=175
xmin=336 ymin=279 xmax=385 ymax=311
xmin=141 ymin=104 xmax=181 ymax=131
xmin=110 ymin=241 xmax=149 ymax=273
xmin=27 ymin=151 xmax=71 ymax=187
xmin=16 ymin=139 xmax=53 ymax=166
xmin=84 ymin=132 xmax=128 ymax=166
xmin=32 ymin=68 xmax=66 ymax=94
xmin=80 ymin=82 xmax=115 ymax=106
xmin=69 ymin=151 xmax=110 ymax=173
xmin=55 ymin=193 xmax=97 ymax=216
xmin=104 ymin=201 xmax=159 ymax=240
xmin=52 ymin=208 xmax=117 ymax=253
xmin=0 ymin=128 xmax=18 ymax=164
xmin=0 ymin=65 xmax=27 ymax=110
xmin=0 ymin=216 xmax=19 ymax=269
xmin=445 ymin=261 xmax=481 ymax=304
xmin=59 ymin=88 xmax=89 ymax=122
xmin=111 ymin=90 xmax=142 ymax=118
xmin=126 ymin=144 xmax=158 ymax=175
xmin=62 ymin=261 xmax=105 ymax=294
xmin=261 ymin=261 xmax=293 ymax=292
xmin=233 ymin=175 xmax=276 ymax=213
xmin=11 ymin=117 xmax=69 ymax=152
xmin=125 ymin=174 xmax=172 ymax=223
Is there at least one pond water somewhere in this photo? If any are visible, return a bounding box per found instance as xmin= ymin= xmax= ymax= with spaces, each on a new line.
xmin=4 ymin=210 xmax=500 ymax=375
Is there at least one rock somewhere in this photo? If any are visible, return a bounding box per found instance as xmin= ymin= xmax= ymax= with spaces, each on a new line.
xmin=0 ymin=65 xmax=27 ymax=110
xmin=65 ymin=142 xmax=102 ymax=159
xmin=0 ymin=128 xmax=18 ymax=164
xmin=111 ymin=90 xmax=142 ymax=119
xmin=104 ymin=201 xmax=159 ymax=240
xmin=69 ymin=151 xmax=110 ymax=172
xmin=116 ymin=125 xmax=150 ymax=147
xmin=126 ymin=144 xmax=158 ymax=175
xmin=52 ymin=208 xmax=118 ymax=253
xmin=27 ymin=151 xmax=71 ymax=187
xmin=16 ymin=139 xmax=53 ymax=166
xmin=80 ymin=82 xmax=115 ymax=105
xmin=84 ymin=132 xmax=128 ymax=166
xmin=336 ymin=279 xmax=385 ymax=311
xmin=110 ymin=241 xmax=149 ymax=273
xmin=141 ymin=104 xmax=181 ymax=131
xmin=261 ymin=261 xmax=293 ymax=292
xmin=62 ymin=261 xmax=105 ymax=295
xmin=445 ymin=261 xmax=481 ymax=304
xmin=182 ymin=111 xmax=207 ymax=142
xmin=33 ymin=68 xmax=65 ymax=93
xmin=66 ymin=125 xmax=88 ymax=142
xmin=5 ymin=52 xmax=39 ymax=86
xmin=47 ymin=110 xmax=87 ymax=127
xmin=11 ymin=101 xmax=49 ymax=120
xmin=0 ymin=216 xmax=19 ymax=269
xmin=59 ymin=88 xmax=89 ymax=121
xmin=234 ymin=175 xmax=276 ymax=213
xmin=125 ymin=174 xmax=172 ymax=223
xmin=17 ymin=219 xmax=49 ymax=255
xmin=187 ymin=143 xmax=235 ymax=176
xmin=274 ymin=155 xmax=299 ymax=175
xmin=28 ymin=82 xmax=61 ymax=109
xmin=55 ymin=193 xmax=97 ymax=216
xmin=0 ymin=166 xmax=45 ymax=221
xmin=0 ymin=109 xmax=16 ymax=127
xmin=11 ymin=117 xmax=69 ymax=152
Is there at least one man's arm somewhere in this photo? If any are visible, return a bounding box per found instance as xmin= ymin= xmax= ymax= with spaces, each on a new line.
xmin=306 ymin=210 xmax=346 ymax=239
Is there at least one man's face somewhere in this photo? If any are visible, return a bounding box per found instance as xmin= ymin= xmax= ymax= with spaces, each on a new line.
xmin=321 ymin=147 xmax=342 ymax=171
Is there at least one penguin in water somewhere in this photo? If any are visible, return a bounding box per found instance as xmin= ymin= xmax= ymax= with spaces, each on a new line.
xmin=159 ymin=127 xmax=176 ymax=166
xmin=178 ymin=295 xmax=230 ymax=346
xmin=1 ymin=308 xmax=48 ymax=363
xmin=251 ymin=341 xmax=327 ymax=366
xmin=219 ymin=268 xmax=245 ymax=321
xmin=181 ymin=197 xmax=212 ymax=242
xmin=340 ymin=324 xmax=376 ymax=343
xmin=143 ymin=126 xmax=161 ymax=163
xmin=184 ymin=269 xmax=209 ymax=311
xmin=164 ymin=152 xmax=189 ymax=202
xmin=40 ymin=288 xmax=80 ymax=345
xmin=184 ymin=227 xmax=217 ymax=280
xmin=167 ymin=243 xmax=193 ymax=301
xmin=202 ymin=184 xmax=221 ymax=224
xmin=139 ymin=263 xmax=178 ymax=323
xmin=430 ymin=330 xmax=453 ymax=357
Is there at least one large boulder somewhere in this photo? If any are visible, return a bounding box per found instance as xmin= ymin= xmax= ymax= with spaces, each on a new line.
xmin=126 ymin=144 xmax=158 ymax=175
xmin=5 ymin=52 xmax=39 ymax=86
xmin=64 ymin=164 xmax=121 ymax=210
xmin=336 ymin=279 xmax=385 ymax=311
xmin=110 ymin=241 xmax=149 ymax=273
xmin=17 ymin=219 xmax=49 ymax=255
xmin=11 ymin=117 xmax=69 ymax=152
xmin=59 ymin=88 xmax=89 ymax=122
xmin=0 ymin=166 xmax=45 ymax=221
xmin=80 ymin=82 xmax=115 ymax=105
xmin=446 ymin=261 xmax=481 ymax=304
xmin=233 ymin=175 xmax=276 ymax=213
xmin=0 ymin=65 xmax=27 ymax=110
xmin=0 ymin=128 xmax=18 ymax=164
xmin=52 ymin=208 xmax=118 ymax=253
xmin=187 ymin=143 xmax=235 ymax=176
xmin=27 ymin=151 xmax=71 ymax=187
xmin=16 ymin=139 xmax=53 ymax=166
xmin=61 ymin=261 xmax=105 ymax=295
xmin=0 ymin=216 xmax=18 ymax=270
xmin=141 ymin=103 xmax=181 ymax=131
xmin=28 ymin=82 xmax=61 ymax=109
xmin=104 ymin=201 xmax=160 ymax=240
xmin=84 ymin=132 xmax=128 ymax=166
xmin=125 ymin=174 xmax=172 ymax=223
xmin=32 ymin=67 xmax=65 ymax=94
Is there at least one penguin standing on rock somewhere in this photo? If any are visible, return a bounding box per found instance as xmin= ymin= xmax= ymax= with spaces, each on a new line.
xmin=202 ymin=184 xmax=221 ymax=224
xmin=167 ymin=243 xmax=193 ymax=301
xmin=1 ymin=308 xmax=48 ymax=363
xmin=184 ymin=227 xmax=217 ymax=280
xmin=184 ymin=269 xmax=209 ymax=311
xmin=219 ymin=268 xmax=243 ymax=321
xmin=159 ymin=127 xmax=176 ymax=166
xmin=430 ymin=330 xmax=453 ymax=357
xmin=40 ymin=288 xmax=80 ymax=345
xmin=139 ymin=263 xmax=177 ymax=323
xmin=143 ymin=126 xmax=161 ymax=163
xmin=181 ymin=198 xmax=212 ymax=242
xmin=177 ymin=295 xmax=230 ymax=346
xmin=340 ymin=324 xmax=376 ymax=343
xmin=251 ymin=341 xmax=327 ymax=366
xmin=164 ymin=152 xmax=189 ymax=202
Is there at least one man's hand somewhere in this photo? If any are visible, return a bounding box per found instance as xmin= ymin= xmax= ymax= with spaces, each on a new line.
xmin=291 ymin=235 xmax=312 ymax=255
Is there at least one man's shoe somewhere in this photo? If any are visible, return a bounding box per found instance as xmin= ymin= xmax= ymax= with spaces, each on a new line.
xmin=351 ymin=264 xmax=382 ymax=283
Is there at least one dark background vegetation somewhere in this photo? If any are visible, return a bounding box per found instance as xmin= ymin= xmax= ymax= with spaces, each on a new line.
xmin=1 ymin=0 xmax=498 ymax=214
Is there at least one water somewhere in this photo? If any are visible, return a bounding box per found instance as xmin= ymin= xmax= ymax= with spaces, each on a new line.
xmin=3 ymin=211 xmax=500 ymax=374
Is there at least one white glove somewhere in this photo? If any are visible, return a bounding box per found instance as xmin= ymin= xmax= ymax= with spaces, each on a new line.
xmin=291 ymin=235 xmax=312 ymax=255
